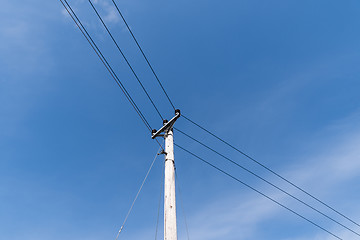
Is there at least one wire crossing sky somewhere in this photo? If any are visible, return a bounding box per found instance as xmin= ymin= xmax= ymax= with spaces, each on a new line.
xmin=61 ymin=0 xmax=153 ymax=131
xmin=174 ymin=144 xmax=344 ymax=240
xmin=60 ymin=0 xmax=360 ymax=238
xmin=1 ymin=0 xmax=360 ymax=240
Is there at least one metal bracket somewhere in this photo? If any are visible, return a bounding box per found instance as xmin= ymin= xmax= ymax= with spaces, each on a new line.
xmin=152 ymin=109 xmax=181 ymax=139
xmin=158 ymin=149 xmax=167 ymax=155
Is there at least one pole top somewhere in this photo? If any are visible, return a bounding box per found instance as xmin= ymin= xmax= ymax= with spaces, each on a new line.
xmin=151 ymin=109 xmax=181 ymax=139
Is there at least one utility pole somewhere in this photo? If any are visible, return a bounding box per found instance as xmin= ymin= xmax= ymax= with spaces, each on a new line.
xmin=152 ymin=109 xmax=181 ymax=240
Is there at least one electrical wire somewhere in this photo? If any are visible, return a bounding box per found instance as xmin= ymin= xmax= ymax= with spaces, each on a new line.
xmin=174 ymin=127 xmax=360 ymax=237
xmin=60 ymin=0 xmax=167 ymax=153
xmin=115 ymin=145 xmax=163 ymax=240
xmin=98 ymin=4 xmax=357 ymax=230
xmin=60 ymin=0 xmax=152 ymax=132
xmin=74 ymin=0 xmax=358 ymax=229
xmin=175 ymin=143 xmax=343 ymax=240
xmin=60 ymin=0 xmax=356 ymax=237
xmin=181 ymin=114 xmax=360 ymax=228
xmin=88 ymin=0 xmax=164 ymax=120
xmin=110 ymin=0 xmax=176 ymax=110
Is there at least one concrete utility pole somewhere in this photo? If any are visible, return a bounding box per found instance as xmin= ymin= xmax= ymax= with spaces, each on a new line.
xmin=152 ymin=109 xmax=181 ymax=240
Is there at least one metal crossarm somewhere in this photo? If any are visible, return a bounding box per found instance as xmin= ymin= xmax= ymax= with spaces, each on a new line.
xmin=152 ymin=109 xmax=181 ymax=139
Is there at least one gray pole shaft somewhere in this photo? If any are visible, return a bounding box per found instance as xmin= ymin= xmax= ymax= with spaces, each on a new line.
xmin=164 ymin=128 xmax=177 ymax=240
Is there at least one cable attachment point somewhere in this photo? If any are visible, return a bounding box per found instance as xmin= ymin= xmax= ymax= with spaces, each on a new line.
xmin=158 ymin=150 xmax=167 ymax=155
xmin=152 ymin=109 xmax=181 ymax=139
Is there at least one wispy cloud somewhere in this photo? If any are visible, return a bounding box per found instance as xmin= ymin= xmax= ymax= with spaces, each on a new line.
xmin=60 ymin=0 xmax=126 ymax=41
xmin=0 ymin=1 xmax=58 ymax=139
xmin=92 ymin=0 xmax=121 ymax=24
xmin=0 ymin=1 xmax=59 ymax=75
xmin=67 ymin=0 xmax=121 ymax=25
xmin=187 ymin=196 xmax=280 ymax=240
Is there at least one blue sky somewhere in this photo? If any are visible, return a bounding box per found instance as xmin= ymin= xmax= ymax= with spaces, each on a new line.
xmin=1 ymin=0 xmax=360 ymax=239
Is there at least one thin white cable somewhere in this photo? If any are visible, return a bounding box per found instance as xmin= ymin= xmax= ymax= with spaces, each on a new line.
xmin=115 ymin=145 xmax=163 ymax=240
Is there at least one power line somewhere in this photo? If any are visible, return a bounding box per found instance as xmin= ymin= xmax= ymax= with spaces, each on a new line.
xmin=88 ymin=0 xmax=164 ymax=120
xmin=174 ymin=127 xmax=360 ymax=237
xmin=105 ymin=2 xmax=359 ymax=228
xmin=60 ymin=0 xmax=357 ymax=237
xmin=110 ymin=0 xmax=176 ymax=110
xmin=181 ymin=114 xmax=360 ymax=228
xmin=174 ymin=143 xmax=344 ymax=240
xmin=60 ymin=0 xmax=152 ymax=132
